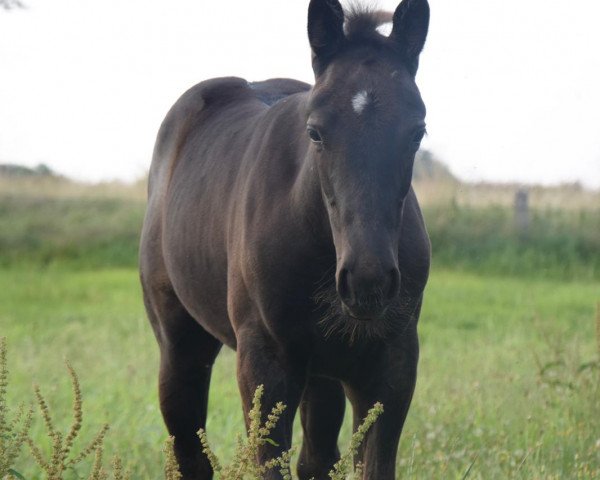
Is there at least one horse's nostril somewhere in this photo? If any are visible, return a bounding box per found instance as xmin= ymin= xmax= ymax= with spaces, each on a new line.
xmin=337 ymin=267 xmax=352 ymax=303
xmin=387 ymin=268 xmax=401 ymax=300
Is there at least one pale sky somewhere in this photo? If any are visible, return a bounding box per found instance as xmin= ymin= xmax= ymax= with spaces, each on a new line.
xmin=1 ymin=0 xmax=599 ymax=188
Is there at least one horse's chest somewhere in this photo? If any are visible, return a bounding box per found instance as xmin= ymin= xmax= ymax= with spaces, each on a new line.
xmin=307 ymin=337 xmax=391 ymax=382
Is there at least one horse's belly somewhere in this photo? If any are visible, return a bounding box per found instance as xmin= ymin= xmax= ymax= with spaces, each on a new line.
xmin=162 ymin=174 xmax=237 ymax=348
xmin=166 ymin=248 xmax=235 ymax=348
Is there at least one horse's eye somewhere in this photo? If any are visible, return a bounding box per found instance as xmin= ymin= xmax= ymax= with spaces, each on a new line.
xmin=307 ymin=126 xmax=323 ymax=144
xmin=412 ymin=128 xmax=426 ymax=145
xmin=412 ymin=129 xmax=426 ymax=144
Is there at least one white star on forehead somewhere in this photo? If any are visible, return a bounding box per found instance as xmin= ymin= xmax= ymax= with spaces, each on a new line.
xmin=351 ymin=90 xmax=370 ymax=115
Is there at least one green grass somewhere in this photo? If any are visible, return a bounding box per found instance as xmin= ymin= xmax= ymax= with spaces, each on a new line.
xmin=1 ymin=267 xmax=598 ymax=478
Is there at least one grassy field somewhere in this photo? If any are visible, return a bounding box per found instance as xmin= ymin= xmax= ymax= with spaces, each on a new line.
xmin=1 ymin=173 xmax=599 ymax=477
xmin=2 ymin=267 xmax=599 ymax=479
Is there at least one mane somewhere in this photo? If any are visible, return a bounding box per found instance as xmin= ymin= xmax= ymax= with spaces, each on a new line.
xmin=343 ymin=4 xmax=394 ymax=42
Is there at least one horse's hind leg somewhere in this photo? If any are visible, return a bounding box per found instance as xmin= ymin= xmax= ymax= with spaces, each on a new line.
xmin=145 ymin=289 xmax=222 ymax=479
xmin=297 ymin=376 xmax=346 ymax=480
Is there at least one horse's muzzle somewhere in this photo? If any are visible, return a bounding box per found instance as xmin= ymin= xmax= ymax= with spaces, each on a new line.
xmin=336 ymin=264 xmax=400 ymax=320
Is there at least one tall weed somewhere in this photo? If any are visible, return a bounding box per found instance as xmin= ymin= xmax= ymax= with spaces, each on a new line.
xmin=1 ymin=337 xmax=382 ymax=479
xmin=0 ymin=337 xmax=33 ymax=479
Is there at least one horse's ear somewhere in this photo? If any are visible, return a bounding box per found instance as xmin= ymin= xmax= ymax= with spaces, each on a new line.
xmin=308 ymin=0 xmax=345 ymax=74
xmin=391 ymin=0 xmax=429 ymax=73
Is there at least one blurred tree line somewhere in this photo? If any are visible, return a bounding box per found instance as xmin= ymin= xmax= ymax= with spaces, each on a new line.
xmin=1 ymin=0 xmax=24 ymax=10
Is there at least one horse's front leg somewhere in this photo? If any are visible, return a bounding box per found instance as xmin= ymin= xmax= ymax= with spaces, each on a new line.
xmin=297 ymin=376 xmax=346 ymax=480
xmin=235 ymin=326 xmax=307 ymax=479
xmin=345 ymin=329 xmax=419 ymax=480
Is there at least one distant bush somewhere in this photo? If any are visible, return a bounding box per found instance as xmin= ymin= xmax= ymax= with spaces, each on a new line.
xmin=0 ymin=163 xmax=57 ymax=178
xmin=413 ymin=150 xmax=456 ymax=183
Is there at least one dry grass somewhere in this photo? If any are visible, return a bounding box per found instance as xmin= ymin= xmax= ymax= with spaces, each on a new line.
xmin=163 ymin=436 xmax=182 ymax=480
xmin=26 ymin=361 xmax=110 ymax=478
xmin=3 ymin=172 xmax=598 ymax=211
xmin=0 ymin=176 xmax=147 ymax=201
xmin=0 ymin=337 xmax=33 ymax=479
xmin=413 ymin=179 xmax=600 ymax=211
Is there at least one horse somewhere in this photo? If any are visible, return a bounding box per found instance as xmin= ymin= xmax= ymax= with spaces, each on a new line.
xmin=139 ymin=0 xmax=431 ymax=478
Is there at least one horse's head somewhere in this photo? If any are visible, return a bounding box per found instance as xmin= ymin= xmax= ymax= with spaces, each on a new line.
xmin=306 ymin=0 xmax=429 ymax=322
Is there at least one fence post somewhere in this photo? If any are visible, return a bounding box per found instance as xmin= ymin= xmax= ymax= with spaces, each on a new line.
xmin=514 ymin=188 xmax=530 ymax=238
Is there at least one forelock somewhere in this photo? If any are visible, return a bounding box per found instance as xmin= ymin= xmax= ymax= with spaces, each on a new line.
xmin=343 ymin=4 xmax=393 ymax=42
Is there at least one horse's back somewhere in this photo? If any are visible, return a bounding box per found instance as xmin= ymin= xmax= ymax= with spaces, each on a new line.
xmin=147 ymin=77 xmax=251 ymax=193
xmin=147 ymin=76 xmax=309 ymax=197
xmin=249 ymin=78 xmax=311 ymax=106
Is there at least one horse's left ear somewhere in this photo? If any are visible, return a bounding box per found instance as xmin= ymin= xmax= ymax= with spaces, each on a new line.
xmin=308 ymin=0 xmax=345 ymax=76
xmin=391 ymin=0 xmax=430 ymax=73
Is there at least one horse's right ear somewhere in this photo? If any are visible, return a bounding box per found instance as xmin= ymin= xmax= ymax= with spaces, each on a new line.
xmin=308 ymin=0 xmax=345 ymax=75
xmin=391 ymin=0 xmax=429 ymax=74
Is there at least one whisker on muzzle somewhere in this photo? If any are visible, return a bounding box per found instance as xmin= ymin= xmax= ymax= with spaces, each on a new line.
xmin=313 ymin=280 xmax=418 ymax=345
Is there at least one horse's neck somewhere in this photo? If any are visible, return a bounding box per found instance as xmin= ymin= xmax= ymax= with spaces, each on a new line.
xmin=289 ymin=149 xmax=332 ymax=247
xmin=260 ymin=91 xmax=332 ymax=247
